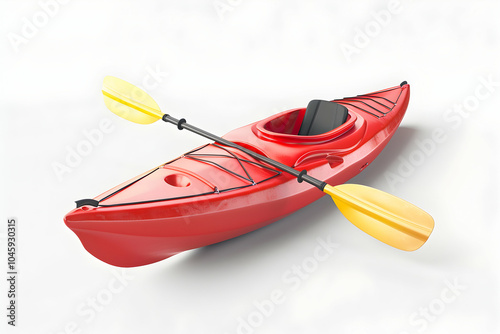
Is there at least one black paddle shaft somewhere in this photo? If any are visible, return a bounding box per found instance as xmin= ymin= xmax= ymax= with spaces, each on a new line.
xmin=162 ymin=114 xmax=327 ymax=191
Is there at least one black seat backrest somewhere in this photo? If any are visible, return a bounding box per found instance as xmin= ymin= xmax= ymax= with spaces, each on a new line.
xmin=298 ymin=100 xmax=349 ymax=136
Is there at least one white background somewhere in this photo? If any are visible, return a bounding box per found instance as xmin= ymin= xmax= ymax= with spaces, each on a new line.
xmin=1 ymin=1 xmax=499 ymax=333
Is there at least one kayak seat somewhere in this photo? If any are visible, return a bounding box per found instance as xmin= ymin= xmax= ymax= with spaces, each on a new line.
xmin=298 ymin=100 xmax=349 ymax=136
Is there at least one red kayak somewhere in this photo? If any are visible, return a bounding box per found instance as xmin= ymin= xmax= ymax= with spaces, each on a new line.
xmin=64 ymin=82 xmax=410 ymax=267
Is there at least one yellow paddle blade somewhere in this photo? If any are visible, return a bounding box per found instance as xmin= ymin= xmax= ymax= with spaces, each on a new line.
xmin=102 ymin=76 xmax=163 ymax=124
xmin=324 ymin=184 xmax=434 ymax=251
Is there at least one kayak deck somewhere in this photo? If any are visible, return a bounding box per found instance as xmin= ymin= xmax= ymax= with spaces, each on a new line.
xmin=96 ymin=143 xmax=281 ymax=207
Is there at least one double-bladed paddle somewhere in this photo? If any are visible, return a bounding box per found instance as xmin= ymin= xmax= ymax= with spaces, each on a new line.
xmin=102 ymin=76 xmax=434 ymax=251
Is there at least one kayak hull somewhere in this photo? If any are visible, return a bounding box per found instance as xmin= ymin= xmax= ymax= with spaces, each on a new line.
xmin=65 ymin=83 xmax=410 ymax=267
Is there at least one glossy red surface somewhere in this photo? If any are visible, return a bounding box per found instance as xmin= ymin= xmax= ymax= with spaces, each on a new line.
xmin=64 ymin=84 xmax=410 ymax=267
